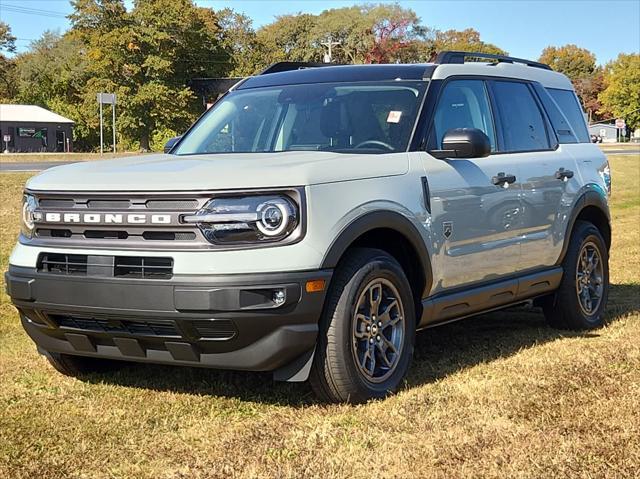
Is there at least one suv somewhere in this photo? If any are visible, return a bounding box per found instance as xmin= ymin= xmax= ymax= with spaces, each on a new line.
xmin=6 ymin=51 xmax=612 ymax=403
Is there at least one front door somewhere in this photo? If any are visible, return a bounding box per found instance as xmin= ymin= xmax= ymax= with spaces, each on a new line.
xmin=420 ymin=79 xmax=525 ymax=292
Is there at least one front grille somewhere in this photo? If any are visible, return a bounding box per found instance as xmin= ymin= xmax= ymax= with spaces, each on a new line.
xmin=28 ymin=192 xmax=209 ymax=250
xmin=37 ymin=253 xmax=173 ymax=279
xmin=53 ymin=315 xmax=181 ymax=338
xmin=114 ymin=257 xmax=173 ymax=279
xmin=39 ymin=253 xmax=88 ymax=275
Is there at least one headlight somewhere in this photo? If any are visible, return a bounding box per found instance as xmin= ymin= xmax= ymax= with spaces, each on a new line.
xmin=182 ymin=194 xmax=299 ymax=244
xmin=21 ymin=194 xmax=41 ymax=238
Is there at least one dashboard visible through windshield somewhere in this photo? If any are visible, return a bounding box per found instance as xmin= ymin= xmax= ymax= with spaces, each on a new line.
xmin=174 ymin=81 xmax=427 ymax=155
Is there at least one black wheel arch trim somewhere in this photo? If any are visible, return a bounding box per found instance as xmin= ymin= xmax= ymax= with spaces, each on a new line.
xmin=556 ymin=186 xmax=611 ymax=265
xmin=320 ymin=210 xmax=433 ymax=298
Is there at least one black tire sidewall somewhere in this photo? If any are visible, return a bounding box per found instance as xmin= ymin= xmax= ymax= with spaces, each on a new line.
xmin=329 ymin=251 xmax=416 ymax=399
xmin=558 ymin=222 xmax=609 ymax=328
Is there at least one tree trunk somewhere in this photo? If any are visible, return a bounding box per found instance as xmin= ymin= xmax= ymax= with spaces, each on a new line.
xmin=140 ymin=131 xmax=150 ymax=152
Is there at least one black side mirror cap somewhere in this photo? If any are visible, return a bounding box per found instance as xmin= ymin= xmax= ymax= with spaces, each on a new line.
xmin=429 ymin=128 xmax=491 ymax=159
xmin=164 ymin=135 xmax=182 ymax=154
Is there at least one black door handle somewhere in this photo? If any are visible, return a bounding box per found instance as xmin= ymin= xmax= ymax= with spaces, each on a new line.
xmin=492 ymin=172 xmax=517 ymax=186
xmin=555 ymin=168 xmax=574 ymax=181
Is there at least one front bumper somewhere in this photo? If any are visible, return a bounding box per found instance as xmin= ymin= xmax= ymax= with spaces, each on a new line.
xmin=5 ymin=265 xmax=332 ymax=379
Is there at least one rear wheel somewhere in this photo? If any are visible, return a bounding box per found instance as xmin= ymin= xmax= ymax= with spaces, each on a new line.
xmin=543 ymin=220 xmax=609 ymax=330
xmin=46 ymin=352 xmax=123 ymax=377
xmin=310 ymin=248 xmax=416 ymax=403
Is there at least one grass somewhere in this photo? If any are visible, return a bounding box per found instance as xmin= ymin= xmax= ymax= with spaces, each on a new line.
xmin=0 ymin=155 xmax=639 ymax=478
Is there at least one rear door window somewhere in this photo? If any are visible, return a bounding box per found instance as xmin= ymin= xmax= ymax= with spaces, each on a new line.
xmin=547 ymin=88 xmax=590 ymax=143
xmin=490 ymin=81 xmax=551 ymax=152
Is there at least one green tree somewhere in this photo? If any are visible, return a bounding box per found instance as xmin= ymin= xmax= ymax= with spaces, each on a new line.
xmin=12 ymin=32 xmax=100 ymax=149
xmin=430 ymin=28 xmax=506 ymax=57
xmin=538 ymin=44 xmax=596 ymax=81
xmin=257 ymin=14 xmax=320 ymax=64
xmin=0 ymin=21 xmax=17 ymax=101
xmin=69 ymin=0 xmax=228 ymax=150
xmin=217 ymin=8 xmax=263 ymax=76
xmin=599 ymin=53 xmax=640 ymax=130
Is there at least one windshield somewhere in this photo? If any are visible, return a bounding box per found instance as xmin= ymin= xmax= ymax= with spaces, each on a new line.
xmin=174 ymin=81 xmax=426 ymax=155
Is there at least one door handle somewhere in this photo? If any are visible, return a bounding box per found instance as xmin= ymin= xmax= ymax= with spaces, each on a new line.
xmin=492 ymin=172 xmax=517 ymax=186
xmin=555 ymin=168 xmax=574 ymax=181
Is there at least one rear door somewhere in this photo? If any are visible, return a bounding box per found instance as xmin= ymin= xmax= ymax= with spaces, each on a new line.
xmin=487 ymin=80 xmax=579 ymax=270
xmin=420 ymin=78 xmax=525 ymax=292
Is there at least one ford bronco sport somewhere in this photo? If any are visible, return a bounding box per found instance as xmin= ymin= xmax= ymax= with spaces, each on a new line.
xmin=6 ymin=51 xmax=612 ymax=403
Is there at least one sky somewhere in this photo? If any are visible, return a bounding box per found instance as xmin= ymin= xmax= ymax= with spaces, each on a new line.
xmin=1 ymin=0 xmax=639 ymax=65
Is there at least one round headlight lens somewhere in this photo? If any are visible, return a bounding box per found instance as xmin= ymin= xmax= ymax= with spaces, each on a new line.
xmin=257 ymin=200 xmax=291 ymax=237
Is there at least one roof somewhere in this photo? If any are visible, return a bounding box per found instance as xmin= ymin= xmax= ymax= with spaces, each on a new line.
xmin=237 ymin=64 xmax=437 ymax=90
xmin=0 ymin=104 xmax=74 ymax=124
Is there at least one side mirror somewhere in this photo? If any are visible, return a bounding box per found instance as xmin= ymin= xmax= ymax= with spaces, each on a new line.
xmin=163 ymin=135 xmax=182 ymax=154
xmin=429 ymin=128 xmax=491 ymax=159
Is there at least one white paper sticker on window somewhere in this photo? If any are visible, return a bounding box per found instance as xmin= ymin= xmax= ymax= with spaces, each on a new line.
xmin=387 ymin=111 xmax=402 ymax=123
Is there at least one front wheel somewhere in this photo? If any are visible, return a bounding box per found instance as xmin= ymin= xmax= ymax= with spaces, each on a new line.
xmin=543 ymin=220 xmax=609 ymax=330
xmin=310 ymin=248 xmax=416 ymax=403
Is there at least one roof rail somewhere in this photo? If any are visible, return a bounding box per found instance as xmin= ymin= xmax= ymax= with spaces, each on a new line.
xmin=433 ymin=51 xmax=552 ymax=71
xmin=260 ymin=62 xmax=335 ymax=75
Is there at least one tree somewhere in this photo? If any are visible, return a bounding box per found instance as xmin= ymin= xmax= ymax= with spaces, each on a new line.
xmin=13 ymin=32 xmax=95 ymax=148
xmin=68 ymin=0 xmax=229 ymax=150
xmin=599 ymin=53 xmax=640 ymax=130
xmin=217 ymin=8 xmax=263 ymax=76
xmin=257 ymin=14 xmax=320 ymax=64
xmin=574 ymin=68 xmax=607 ymax=123
xmin=0 ymin=21 xmax=17 ymax=101
xmin=538 ymin=44 xmax=596 ymax=81
xmin=429 ymin=28 xmax=507 ymax=57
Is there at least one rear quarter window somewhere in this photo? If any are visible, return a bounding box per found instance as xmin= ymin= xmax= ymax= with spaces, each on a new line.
xmin=546 ymin=88 xmax=590 ymax=143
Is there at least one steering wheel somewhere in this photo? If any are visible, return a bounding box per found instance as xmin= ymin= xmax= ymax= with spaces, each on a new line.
xmin=354 ymin=140 xmax=395 ymax=151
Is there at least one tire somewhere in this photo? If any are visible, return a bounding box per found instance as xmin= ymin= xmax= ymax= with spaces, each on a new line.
xmin=310 ymin=248 xmax=416 ymax=403
xmin=543 ymin=220 xmax=609 ymax=330
xmin=46 ymin=352 xmax=123 ymax=377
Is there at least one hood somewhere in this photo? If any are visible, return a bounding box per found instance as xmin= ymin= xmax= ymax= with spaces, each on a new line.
xmin=26 ymin=151 xmax=409 ymax=192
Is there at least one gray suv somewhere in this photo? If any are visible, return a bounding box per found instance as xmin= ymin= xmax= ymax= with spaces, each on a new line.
xmin=6 ymin=51 xmax=611 ymax=403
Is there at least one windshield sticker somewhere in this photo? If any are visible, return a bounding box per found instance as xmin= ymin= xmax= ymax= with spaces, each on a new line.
xmin=387 ymin=111 xmax=402 ymax=123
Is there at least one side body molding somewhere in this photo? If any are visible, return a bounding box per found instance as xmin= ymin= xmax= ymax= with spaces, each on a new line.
xmin=320 ymin=210 xmax=433 ymax=298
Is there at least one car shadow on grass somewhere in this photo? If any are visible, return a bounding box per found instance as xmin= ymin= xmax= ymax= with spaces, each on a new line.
xmin=83 ymin=283 xmax=639 ymax=406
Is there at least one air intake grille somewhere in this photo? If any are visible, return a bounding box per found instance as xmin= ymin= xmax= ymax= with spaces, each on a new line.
xmin=38 ymin=253 xmax=88 ymax=275
xmin=114 ymin=257 xmax=173 ymax=279
xmin=37 ymin=253 xmax=173 ymax=279
xmin=54 ymin=315 xmax=180 ymax=337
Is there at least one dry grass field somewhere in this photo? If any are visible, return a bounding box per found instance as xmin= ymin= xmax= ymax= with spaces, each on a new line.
xmin=0 ymin=155 xmax=638 ymax=478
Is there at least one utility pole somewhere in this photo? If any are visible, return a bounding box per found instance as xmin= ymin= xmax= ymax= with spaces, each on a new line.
xmin=321 ymin=36 xmax=341 ymax=63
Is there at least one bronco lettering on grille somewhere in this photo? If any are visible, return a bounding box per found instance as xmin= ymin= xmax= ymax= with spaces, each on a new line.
xmin=42 ymin=213 xmax=172 ymax=224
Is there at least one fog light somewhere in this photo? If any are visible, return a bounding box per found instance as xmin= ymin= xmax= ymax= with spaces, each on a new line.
xmin=273 ymin=289 xmax=286 ymax=306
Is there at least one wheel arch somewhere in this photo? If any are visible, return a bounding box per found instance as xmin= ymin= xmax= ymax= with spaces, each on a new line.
xmin=320 ymin=211 xmax=433 ymax=306
xmin=557 ymin=189 xmax=611 ymax=265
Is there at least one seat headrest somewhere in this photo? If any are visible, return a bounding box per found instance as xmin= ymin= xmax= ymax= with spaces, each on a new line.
xmin=320 ymin=100 xmax=352 ymax=139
